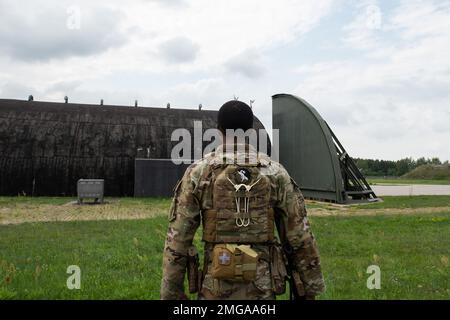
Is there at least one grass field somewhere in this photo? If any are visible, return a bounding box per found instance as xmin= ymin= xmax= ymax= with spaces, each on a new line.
xmin=367 ymin=178 xmax=450 ymax=185
xmin=0 ymin=196 xmax=449 ymax=300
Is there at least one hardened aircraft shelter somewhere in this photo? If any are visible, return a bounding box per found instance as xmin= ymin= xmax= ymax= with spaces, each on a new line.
xmin=0 ymin=98 xmax=268 ymax=197
xmin=272 ymin=94 xmax=378 ymax=204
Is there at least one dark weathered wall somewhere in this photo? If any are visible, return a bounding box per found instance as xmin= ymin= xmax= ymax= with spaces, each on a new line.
xmin=0 ymin=99 xmax=267 ymax=196
xmin=134 ymin=160 xmax=189 ymax=197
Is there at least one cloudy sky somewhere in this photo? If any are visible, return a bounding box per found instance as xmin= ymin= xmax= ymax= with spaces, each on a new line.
xmin=0 ymin=0 xmax=449 ymax=161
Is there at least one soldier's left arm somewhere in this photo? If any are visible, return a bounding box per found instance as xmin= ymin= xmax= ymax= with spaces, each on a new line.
xmin=160 ymin=166 xmax=201 ymax=300
xmin=275 ymin=172 xmax=326 ymax=297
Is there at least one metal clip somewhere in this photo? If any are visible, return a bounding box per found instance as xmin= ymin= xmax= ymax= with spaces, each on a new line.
xmin=229 ymin=178 xmax=260 ymax=228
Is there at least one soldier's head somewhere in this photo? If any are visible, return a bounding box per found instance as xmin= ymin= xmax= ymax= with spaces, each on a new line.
xmin=217 ymin=100 xmax=253 ymax=134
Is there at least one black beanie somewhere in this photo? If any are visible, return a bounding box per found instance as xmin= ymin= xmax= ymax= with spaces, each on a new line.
xmin=217 ymin=100 xmax=254 ymax=132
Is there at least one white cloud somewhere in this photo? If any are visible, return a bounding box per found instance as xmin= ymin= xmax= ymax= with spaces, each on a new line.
xmin=0 ymin=1 xmax=126 ymax=61
xmin=225 ymin=50 xmax=266 ymax=79
xmin=158 ymin=36 xmax=200 ymax=64
xmin=0 ymin=0 xmax=335 ymax=97
xmin=342 ymin=0 xmax=384 ymax=51
xmin=293 ymin=0 xmax=450 ymax=160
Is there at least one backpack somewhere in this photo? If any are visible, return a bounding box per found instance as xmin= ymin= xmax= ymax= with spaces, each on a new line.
xmin=201 ymin=162 xmax=275 ymax=244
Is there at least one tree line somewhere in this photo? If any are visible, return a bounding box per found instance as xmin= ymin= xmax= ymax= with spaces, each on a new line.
xmin=354 ymin=157 xmax=449 ymax=177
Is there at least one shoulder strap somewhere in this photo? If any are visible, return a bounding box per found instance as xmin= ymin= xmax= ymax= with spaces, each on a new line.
xmin=193 ymin=163 xmax=226 ymax=207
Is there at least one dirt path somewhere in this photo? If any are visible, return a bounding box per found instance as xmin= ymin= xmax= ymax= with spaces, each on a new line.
xmin=308 ymin=206 xmax=450 ymax=217
xmin=1 ymin=201 xmax=449 ymax=225
xmin=0 ymin=201 xmax=168 ymax=225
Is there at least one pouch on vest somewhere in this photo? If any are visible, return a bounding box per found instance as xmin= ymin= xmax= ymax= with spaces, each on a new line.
xmin=270 ymin=244 xmax=287 ymax=295
xmin=211 ymin=244 xmax=259 ymax=281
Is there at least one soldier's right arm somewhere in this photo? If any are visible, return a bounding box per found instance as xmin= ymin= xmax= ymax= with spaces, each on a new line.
xmin=160 ymin=166 xmax=201 ymax=300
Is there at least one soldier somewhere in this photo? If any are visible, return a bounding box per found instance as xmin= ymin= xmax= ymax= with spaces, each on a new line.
xmin=160 ymin=100 xmax=325 ymax=300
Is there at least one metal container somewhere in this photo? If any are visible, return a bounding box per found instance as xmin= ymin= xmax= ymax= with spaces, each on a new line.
xmin=77 ymin=179 xmax=104 ymax=204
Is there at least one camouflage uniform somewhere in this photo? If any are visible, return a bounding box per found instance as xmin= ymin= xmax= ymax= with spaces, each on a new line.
xmin=160 ymin=144 xmax=325 ymax=300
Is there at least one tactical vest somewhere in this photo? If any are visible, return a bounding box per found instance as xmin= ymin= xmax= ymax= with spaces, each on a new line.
xmin=201 ymin=163 xmax=275 ymax=244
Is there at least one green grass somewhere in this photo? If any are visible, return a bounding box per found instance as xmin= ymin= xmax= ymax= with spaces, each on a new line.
xmin=317 ymin=213 xmax=449 ymax=299
xmin=0 ymin=217 xmax=170 ymax=299
xmin=367 ymin=178 xmax=450 ymax=185
xmin=1 ymin=212 xmax=449 ymax=299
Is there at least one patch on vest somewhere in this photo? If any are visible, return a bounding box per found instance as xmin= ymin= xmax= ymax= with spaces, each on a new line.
xmin=218 ymin=250 xmax=231 ymax=265
xmin=235 ymin=168 xmax=251 ymax=182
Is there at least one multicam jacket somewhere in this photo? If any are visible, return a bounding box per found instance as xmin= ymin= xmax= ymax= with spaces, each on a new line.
xmin=160 ymin=144 xmax=325 ymax=300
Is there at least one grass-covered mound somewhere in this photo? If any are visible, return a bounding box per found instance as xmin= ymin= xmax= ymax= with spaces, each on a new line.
xmin=402 ymin=164 xmax=450 ymax=180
